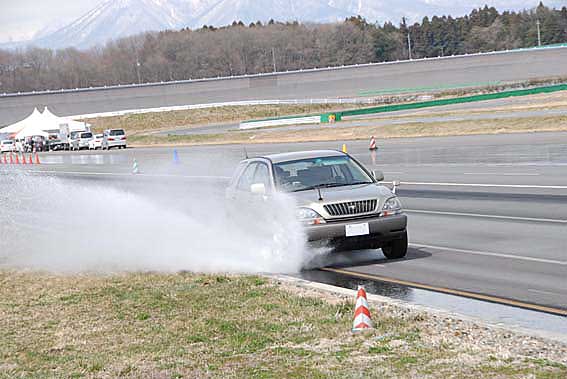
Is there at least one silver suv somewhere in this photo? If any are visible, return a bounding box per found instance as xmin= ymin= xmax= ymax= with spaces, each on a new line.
xmin=226 ymin=150 xmax=408 ymax=259
xmin=102 ymin=129 xmax=127 ymax=150
xmin=71 ymin=131 xmax=93 ymax=150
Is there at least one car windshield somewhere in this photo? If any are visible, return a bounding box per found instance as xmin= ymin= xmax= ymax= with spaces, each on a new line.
xmin=2 ymin=141 xmax=13 ymax=145
xmin=81 ymin=133 xmax=93 ymax=138
xmin=109 ymin=130 xmax=125 ymax=136
xmin=274 ymin=155 xmax=373 ymax=192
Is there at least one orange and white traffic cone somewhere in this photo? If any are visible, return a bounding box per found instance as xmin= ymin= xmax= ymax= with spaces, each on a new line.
xmin=35 ymin=153 xmax=40 ymax=165
xmin=352 ymin=285 xmax=373 ymax=332
xmin=15 ymin=154 xmax=19 ymax=164
xmin=369 ymin=136 xmax=377 ymax=151
xmin=21 ymin=153 xmax=26 ymax=165
xmin=28 ymin=154 xmax=33 ymax=165
xmin=10 ymin=153 xmax=13 ymax=164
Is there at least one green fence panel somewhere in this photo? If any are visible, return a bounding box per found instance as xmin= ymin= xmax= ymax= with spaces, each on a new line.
xmin=332 ymin=83 xmax=567 ymax=120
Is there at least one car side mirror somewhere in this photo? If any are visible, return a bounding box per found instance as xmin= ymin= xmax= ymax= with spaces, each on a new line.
xmin=250 ymin=183 xmax=266 ymax=195
xmin=372 ymin=170 xmax=384 ymax=182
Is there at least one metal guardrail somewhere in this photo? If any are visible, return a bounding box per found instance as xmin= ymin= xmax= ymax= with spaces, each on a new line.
xmin=68 ymin=98 xmax=376 ymax=120
xmin=2 ymin=44 xmax=566 ymax=98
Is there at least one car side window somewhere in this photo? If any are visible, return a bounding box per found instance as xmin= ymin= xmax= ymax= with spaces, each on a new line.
xmin=253 ymin=163 xmax=271 ymax=190
xmin=236 ymin=163 xmax=258 ymax=191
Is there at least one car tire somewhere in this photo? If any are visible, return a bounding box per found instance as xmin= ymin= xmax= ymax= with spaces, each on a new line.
xmin=381 ymin=232 xmax=408 ymax=259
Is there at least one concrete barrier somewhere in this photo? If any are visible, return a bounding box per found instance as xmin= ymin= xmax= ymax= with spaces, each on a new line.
xmin=240 ymin=115 xmax=321 ymax=130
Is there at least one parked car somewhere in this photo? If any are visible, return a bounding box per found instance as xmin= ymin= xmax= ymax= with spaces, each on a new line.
xmin=1 ymin=140 xmax=16 ymax=153
xmin=68 ymin=131 xmax=80 ymax=151
xmin=88 ymin=134 xmax=104 ymax=150
xmin=71 ymin=131 xmax=94 ymax=151
xmin=226 ymin=150 xmax=408 ymax=258
xmin=102 ymin=129 xmax=127 ymax=150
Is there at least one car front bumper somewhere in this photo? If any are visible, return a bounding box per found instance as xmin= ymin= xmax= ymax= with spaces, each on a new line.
xmin=305 ymin=214 xmax=407 ymax=249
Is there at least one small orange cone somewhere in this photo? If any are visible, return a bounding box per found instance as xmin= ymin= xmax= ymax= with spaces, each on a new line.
xmin=21 ymin=154 xmax=26 ymax=165
xmin=342 ymin=144 xmax=348 ymax=153
xmin=10 ymin=153 xmax=13 ymax=164
xmin=28 ymin=154 xmax=33 ymax=164
xmin=352 ymin=286 xmax=373 ymax=332
xmin=369 ymin=136 xmax=377 ymax=151
xmin=15 ymin=154 xmax=19 ymax=164
xmin=35 ymin=153 xmax=40 ymax=165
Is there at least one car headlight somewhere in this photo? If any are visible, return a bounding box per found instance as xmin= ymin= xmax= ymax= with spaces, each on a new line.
xmin=381 ymin=197 xmax=403 ymax=217
xmin=296 ymin=207 xmax=326 ymax=225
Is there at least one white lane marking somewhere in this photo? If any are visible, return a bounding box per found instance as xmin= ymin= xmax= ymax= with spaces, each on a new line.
xmin=383 ymin=171 xmax=405 ymax=174
xmin=400 ymin=181 xmax=567 ymax=190
xmin=410 ymin=243 xmax=567 ymax=266
xmin=406 ymin=209 xmax=567 ymax=224
xmin=25 ymin=170 xmax=231 ymax=180
xmin=463 ymin=172 xmax=541 ymax=176
xmin=528 ymin=288 xmax=565 ymax=297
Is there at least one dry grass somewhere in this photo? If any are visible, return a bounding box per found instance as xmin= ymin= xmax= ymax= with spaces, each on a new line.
xmin=86 ymin=104 xmax=358 ymax=135
xmin=1 ymin=271 xmax=565 ymax=378
xmin=129 ymin=115 xmax=567 ymax=147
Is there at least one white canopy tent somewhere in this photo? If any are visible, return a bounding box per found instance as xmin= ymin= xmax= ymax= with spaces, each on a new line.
xmin=0 ymin=107 xmax=90 ymax=138
xmin=15 ymin=125 xmax=49 ymax=139
xmin=0 ymin=108 xmax=43 ymax=135
xmin=41 ymin=107 xmax=90 ymax=133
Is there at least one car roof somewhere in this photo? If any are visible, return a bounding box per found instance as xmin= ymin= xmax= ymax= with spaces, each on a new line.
xmin=259 ymin=150 xmax=346 ymax=164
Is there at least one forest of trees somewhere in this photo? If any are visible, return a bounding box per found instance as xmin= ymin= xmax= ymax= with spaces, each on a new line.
xmin=0 ymin=2 xmax=566 ymax=93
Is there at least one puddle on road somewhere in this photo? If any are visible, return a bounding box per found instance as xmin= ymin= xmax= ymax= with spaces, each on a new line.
xmin=299 ymin=269 xmax=567 ymax=337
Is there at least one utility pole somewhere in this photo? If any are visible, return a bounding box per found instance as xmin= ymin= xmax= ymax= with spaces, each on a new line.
xmin=536 ymin=19 xmax=542 ymax=47
xmin=407 ymin=33 xmax=413 ymax=60
xmin=271 ymin=48 xmax=277 ymax=72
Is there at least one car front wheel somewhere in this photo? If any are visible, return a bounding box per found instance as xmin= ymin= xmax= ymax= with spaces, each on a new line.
xmin=381 ymin=232 xmax=408 ymax=259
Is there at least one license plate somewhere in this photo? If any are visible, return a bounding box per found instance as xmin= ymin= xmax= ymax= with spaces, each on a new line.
xmin=345 ymin=223 xmax=369 ymax=237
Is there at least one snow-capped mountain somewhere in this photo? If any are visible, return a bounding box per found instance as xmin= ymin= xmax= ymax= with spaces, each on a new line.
xmin=19 ymin=0 xmax=532 ymax=50
xmin=33 ymin=0 xmax=185 ymax=49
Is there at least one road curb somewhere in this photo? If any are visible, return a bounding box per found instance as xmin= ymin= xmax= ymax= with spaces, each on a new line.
xmin=272 ymin=274 xmax=567 ymax=346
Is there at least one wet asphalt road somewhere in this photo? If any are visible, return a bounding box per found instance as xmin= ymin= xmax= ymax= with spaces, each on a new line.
xmin=1 ymin=132 xmax=566 ymax=310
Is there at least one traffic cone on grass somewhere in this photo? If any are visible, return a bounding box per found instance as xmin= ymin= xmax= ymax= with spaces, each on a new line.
xmin=352 ymin=285 xmax=373 ymax=332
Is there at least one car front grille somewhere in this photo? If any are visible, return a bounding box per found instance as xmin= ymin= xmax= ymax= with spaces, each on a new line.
xmin=324 ymin=199 xmax=377 ymax=217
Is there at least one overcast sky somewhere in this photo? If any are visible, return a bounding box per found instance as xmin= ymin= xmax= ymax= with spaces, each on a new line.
xmin=0 ymin=0 xmax=564 ymax=43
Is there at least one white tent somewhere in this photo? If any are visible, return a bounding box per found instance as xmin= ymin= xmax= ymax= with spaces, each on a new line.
xmin=42 ymin=107 xmax=90 ymax=133
xmin=15 ymin=125 xmax=49 ymax=139
xmin=0 ymin=107 xmax=91 ymax=138
xmin=0 ymin=108 xmax=43 ymax=135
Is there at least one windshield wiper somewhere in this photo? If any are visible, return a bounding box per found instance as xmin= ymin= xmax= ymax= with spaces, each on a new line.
xmin=292 ymin=183 xmax=344 ymax=192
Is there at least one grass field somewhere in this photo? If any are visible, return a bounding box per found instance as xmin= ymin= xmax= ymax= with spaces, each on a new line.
xmin=1 ymin=271 xmax=565 ymax=378
xmin=86 ymin=104 xmax=358 ymax=135
xmin=128 ymin=114 xmax=567 ymax=147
